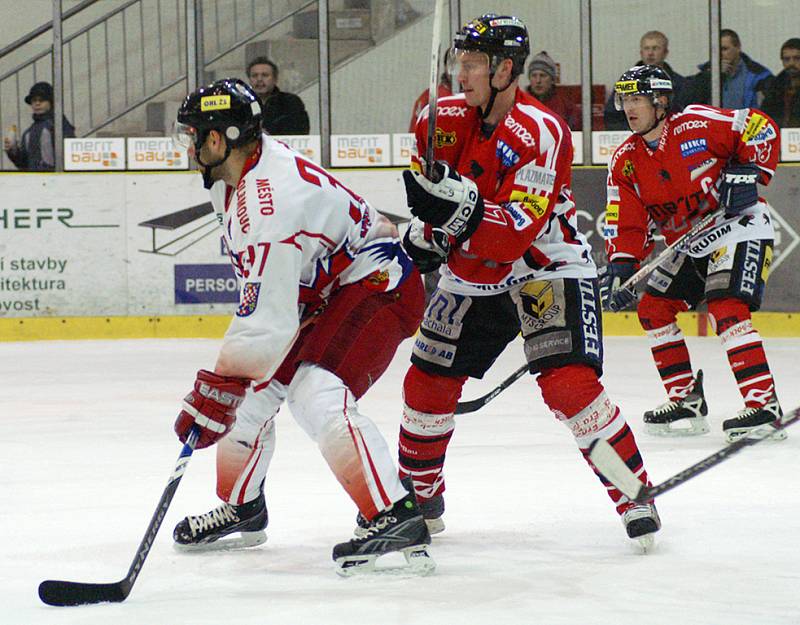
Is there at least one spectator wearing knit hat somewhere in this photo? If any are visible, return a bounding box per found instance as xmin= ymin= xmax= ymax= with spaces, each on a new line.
xmin=3 ymin=81 xmax=75 ymax=171
xmin=526 ymin=51 xmax=581 ymax=130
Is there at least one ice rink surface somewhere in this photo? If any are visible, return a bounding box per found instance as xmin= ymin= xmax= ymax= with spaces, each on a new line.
xmin=3 ymin=335 xmax=799 ymax=625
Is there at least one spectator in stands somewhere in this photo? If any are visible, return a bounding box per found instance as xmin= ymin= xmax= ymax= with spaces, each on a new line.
xmin=246 ymin=57 xmax=310 ymax=135
xmin=688 ymin=29 xmax=773 ymax=109
xmin=761 ymin=38 xmax=800 ymax=128
xmin=409 ymin=56 xmax=453 ymax=132
xmin=3 ymin=81 xmax=75 ymax=171
xmin=604 ymin=31 xmax=689 ymax=130
xmin=525 ymin=51 xmax=580 ymax=130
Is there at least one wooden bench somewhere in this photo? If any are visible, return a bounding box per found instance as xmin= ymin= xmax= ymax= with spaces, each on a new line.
xmin=138 ymin=202 xmax=216 ymax=255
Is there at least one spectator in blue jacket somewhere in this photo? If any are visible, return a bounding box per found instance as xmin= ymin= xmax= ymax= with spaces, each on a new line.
xmin=761 ymin=38 xmax=800 ymax=128
xmin=688 ymin=29 xmax=773 ymax=109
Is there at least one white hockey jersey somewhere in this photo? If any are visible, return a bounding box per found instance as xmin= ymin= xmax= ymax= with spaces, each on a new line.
xmin=209 ymin=134 xmax=413 ymax=382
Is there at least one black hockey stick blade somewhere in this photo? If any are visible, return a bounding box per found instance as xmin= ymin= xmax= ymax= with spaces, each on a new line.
xmin=38 ymin=427 xmax=199 ymax=606
xmin=38 ymin=580 xmax=131 ymax=607
xmin=455 ymin=364 xmax=529 ymax=414
xmin=589 ymin=409 xmax=800 ymax=504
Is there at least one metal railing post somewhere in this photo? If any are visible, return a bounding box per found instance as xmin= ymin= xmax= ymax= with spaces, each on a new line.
xmin=318 ymin=0 xmax=331 ymax=167
xmin=186 ymin=0 xmax=198 ymax=93
xmin=53 ymin=0 xmax=65 ymax=171
xmin=580 ymin=0 xmax=592 ymax=163
xmin=709 ymin=0 xmax=721 ymax=107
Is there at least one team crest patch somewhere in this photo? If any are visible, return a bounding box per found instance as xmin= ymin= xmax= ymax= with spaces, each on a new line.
xmin=434 ymin=128 xmax=457 ymax=148
xmin=236 ymin=282 xmax=261 ymax=317
xmin=622 ymin=160 xmax=634 ymax=177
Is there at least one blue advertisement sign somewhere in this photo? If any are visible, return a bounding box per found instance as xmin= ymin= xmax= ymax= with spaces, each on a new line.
xmin=174 ymin=264 xmax=238 ymax=304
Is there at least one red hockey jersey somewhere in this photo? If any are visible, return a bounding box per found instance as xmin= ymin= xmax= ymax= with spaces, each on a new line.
xmin=413 ymin=90 xmax=595 ymax=295
xmin=605 ymin=104 xmax=780 ymax=262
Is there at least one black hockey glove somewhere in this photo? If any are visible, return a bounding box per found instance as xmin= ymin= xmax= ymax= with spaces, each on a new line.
xmin=598 ymin=260 xmax=639 ymax=312
xmin=718 ymin=163 xmax=760 ymax=217
xmin=402 ymin=160 xmax=484 ymax=243
xmin=402 ymin=218 xmax=450 ymax=274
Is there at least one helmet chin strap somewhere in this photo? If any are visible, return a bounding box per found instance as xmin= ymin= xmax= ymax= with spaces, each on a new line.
xmin=636 ymin=103 xmax=668 ymax=137
xmin=195 ymin=138 xmax=233 ymax=189
xmin=479 ymin=69 xmax=515 ymax=120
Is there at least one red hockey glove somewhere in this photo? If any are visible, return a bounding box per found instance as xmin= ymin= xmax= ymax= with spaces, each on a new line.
xmin=174 ymin=369 xmax=249 ymax=449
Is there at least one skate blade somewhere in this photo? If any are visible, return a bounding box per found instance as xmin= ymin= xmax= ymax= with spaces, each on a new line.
xmin=334 ymin=546 xmax=436 ymax=577
xmin=724 ymin=426 xmax=788 ymax=444
xmin=633 ymin=532 xmax=656 ymax=554
xmin=173 ymin=530 xmax=267 ymax=553
xmin=644 ymin=416 xmax=709 ymax=437
xmin=425 ymin=517 xmax=445 ymax=535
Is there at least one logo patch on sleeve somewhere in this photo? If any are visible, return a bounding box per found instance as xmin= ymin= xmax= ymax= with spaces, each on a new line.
xmin=742 ymin=113 xmax=768 ymax=143
xmin=236 ymin=282 xmax=261 ymax=317
xmin=679 ymin=138 xmax=707 ymax=157
xmin=510 ymin=190 xmax=549 ymax=218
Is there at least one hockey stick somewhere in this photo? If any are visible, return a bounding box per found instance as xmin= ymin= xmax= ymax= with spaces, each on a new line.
xmin=588 ymin=409 xmax=800 ymax=504
xmin=455 ymin=364 xmax=529 ymax=414
xmin=424 ymin=0 xmax=445 ymax=179
xmin=616 ymin=206 xmax=723 ymax=293
xmin=38 ymin=427 xmax=200 ymax=606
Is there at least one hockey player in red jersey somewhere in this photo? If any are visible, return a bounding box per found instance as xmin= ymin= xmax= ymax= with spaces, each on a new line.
xmin=600 ymin=64 xmax=785 ymax=443
xmin=396 ymin=14 xmax=660 ymax=549
xmin=169 ymin=78 xmax=433 ymax=575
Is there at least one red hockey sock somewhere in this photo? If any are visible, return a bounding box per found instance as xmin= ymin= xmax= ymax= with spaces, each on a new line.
xmin=539 ymin=365 xmax=650 ymax=515
xmin=709 ymin=298 xmax=776 ymax=408
xmin=638 ymin=293 xmax=693 ymax=399
xmin=398 ymin=365 xmax=466 ymax=501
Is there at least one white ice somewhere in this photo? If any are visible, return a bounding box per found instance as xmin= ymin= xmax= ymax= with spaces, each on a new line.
xmin=3 ymin=335 xmax=799 ymax=625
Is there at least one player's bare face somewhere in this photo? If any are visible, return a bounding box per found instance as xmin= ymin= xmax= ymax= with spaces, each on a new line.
xmin=455 ymin=51 xmax=491 ymax=108
xmin=622 ymin=95 xmax=657 ymax=134
xmin=188 ymin=131 xmax=225 ymax=180
xmin=248 ymin=64 xmax=276 ymax=98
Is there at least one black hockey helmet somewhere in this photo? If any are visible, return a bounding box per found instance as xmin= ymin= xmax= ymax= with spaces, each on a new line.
xmin=176 ymin=78 xmax=262 ymax=149
xmin=175 ymin=78 xmax=262 ymax=188
xmin=613 ymin=64 xmax=673 ymax=111
xmin=453 ymin=14 xmax=530 ymax=80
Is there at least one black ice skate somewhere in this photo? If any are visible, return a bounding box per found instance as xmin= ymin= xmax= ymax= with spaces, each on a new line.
xmin=643 ymin=370 xmax=709 ymax=436
xmin=722 ymin=394 xmax=787 ymax=444
xmin=355 ymin=493 xmax=445 ymax=537
xmin=622 ymin=502 xmax=661 ymax=552
xmin=335 ymin=493 xmax=435 ymax=576
xmin=173 ymin=494 xmax=268 ymax=552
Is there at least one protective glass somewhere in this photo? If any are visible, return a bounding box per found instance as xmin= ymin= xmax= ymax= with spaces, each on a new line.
xmin=449 ymin=49 xmax=490 ymax=84
xmin=172 ymin=121 xmax=199 ymax=149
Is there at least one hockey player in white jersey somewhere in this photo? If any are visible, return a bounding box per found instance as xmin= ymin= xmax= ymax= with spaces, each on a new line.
xmin=170 ymin=78 xmax=433 ymax=575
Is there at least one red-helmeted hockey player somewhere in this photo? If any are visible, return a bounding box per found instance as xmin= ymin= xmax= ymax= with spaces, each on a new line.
xmin=169 ymin=78 xmax=434 ymax=575
xmin=600 ymin=64 xmax=785 ymax=444
xmin=395 ymin=14 xmax=660 ymax=549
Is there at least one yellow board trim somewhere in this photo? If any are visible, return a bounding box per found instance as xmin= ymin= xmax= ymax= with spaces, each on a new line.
xmin=2 ymin=312 xmax=800 ymax=342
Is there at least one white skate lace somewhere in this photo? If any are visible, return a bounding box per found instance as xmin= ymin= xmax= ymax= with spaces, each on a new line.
xmin=362 ymin=515 xmax=397 ymax=538
xmin=651 ymin=400 xmax=680 ymax=415
xmin=188 ymin=503 xmax=240 ymax=537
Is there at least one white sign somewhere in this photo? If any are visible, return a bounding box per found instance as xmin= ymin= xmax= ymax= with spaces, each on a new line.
xmin=272 ymin=134 xmax=321 ymax=164
xmin=592 ymin=131 xmax=632 ymax=164
xmin=331 ymin=134 xmax=391 ymax=167
xmin=392 ymin=133 xmax=416 ymax=166
xmin=780 ymin=127 xmax=800 ymax=162
xmin=571 ymin=130 xmax=583 ymax=164
xmin=64 ymin=138 xmax=126 ymax=171
xmin=126 ymin=137 xmax=188 ymax=170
